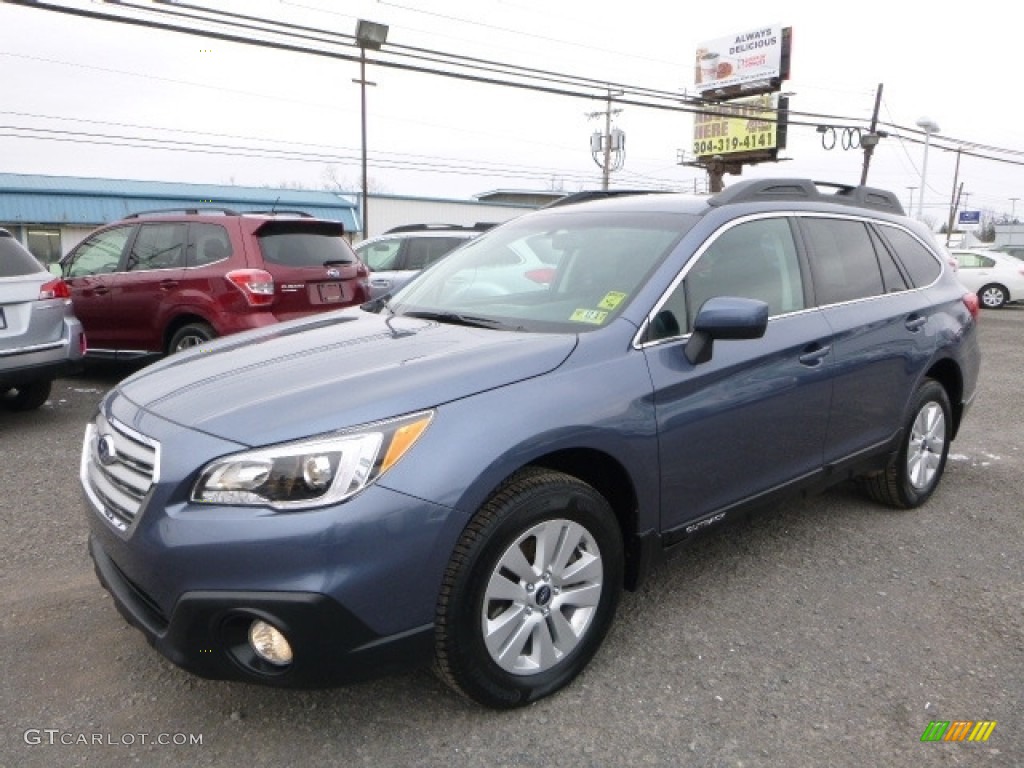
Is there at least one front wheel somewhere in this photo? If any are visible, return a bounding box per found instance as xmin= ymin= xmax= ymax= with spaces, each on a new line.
xmin=863 ymin=379 xmax=952 ymax=509
xmin=434 ymin=468 xmax=623 ymax=709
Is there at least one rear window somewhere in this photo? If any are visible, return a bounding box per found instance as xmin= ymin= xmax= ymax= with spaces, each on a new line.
xmin=0 ymin=233 xmax=45 ymax=277
xmin=258 ymin=224 xmax=357 ymax=268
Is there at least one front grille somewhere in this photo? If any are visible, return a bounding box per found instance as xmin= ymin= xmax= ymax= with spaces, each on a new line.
xmin=81 ymin=413 xmax=160 ymax=532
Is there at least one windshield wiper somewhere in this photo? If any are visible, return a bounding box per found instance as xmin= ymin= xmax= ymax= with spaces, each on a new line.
xmin=403 ymin=310 xmax=508 ymax=329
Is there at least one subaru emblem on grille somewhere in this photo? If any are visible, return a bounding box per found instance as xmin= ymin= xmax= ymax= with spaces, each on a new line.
xmin=326 ymin=268 xmax=341 ymax=278
xmin=96 ymin=434 xmax=118 ymax=466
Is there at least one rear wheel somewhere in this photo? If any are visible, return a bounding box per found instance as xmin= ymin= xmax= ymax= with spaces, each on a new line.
xmin=1 ymin=379 xmax=53 ymax=411
xmin=168 ymin=322 xmax=215 ymax=354
xmin=863 ymin=379 xmax=951 ymax=509
xmin=434 ymin=468 xmax=623 ymax=709
xmin=978 ymin=283 xmax=1008 ymax=309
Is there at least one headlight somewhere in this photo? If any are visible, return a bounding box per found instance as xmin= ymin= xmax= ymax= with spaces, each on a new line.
xmin=191 ymin=411 xmax=433 ymax=509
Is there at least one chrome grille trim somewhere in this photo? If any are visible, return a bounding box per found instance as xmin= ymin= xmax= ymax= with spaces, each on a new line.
xmin=81 ymin=413 xmax=160 ymax=533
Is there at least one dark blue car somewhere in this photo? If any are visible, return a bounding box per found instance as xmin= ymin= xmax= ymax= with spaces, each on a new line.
xmin=81 ymin=179 xmax=981 ymax=708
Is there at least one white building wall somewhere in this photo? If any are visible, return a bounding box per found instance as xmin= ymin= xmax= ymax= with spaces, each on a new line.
xmin=359 ymin=197 xmax=536 ymax=242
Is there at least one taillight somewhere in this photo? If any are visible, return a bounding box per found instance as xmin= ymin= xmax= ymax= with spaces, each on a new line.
xmin=225 ymin=269 xmax=275 ymax=307
xmin=39 ymin=278 xmax=71 ymax=300
xmin=962 ymin=292 xmax=980 ymax=320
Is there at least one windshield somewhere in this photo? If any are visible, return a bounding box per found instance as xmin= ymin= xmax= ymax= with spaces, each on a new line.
xmin=388 ymin=210 xmax=695 ymax=333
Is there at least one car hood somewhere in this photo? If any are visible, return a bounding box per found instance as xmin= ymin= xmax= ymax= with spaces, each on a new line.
xmin=116 ymin=310 xmax=577 ymax=446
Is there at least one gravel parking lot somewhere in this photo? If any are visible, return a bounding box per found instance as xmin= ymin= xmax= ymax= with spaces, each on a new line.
xmin=1 ymin=308 xmax=1020 ymax=768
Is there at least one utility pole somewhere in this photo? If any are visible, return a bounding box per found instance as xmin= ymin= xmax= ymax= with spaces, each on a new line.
xmin=859 ymin=83 xmax=883 ymax=186
xmin=906 ymin=186 xmax=917 ymax=213
xmin=945 ymin=148 xmax=963 ymax=247
xmin=587 ymin=89 xmax=624 ymax=190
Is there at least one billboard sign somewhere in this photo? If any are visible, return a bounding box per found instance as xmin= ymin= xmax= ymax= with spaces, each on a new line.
xmin=958 ymin=210 xmax=981 ymax=225
xmin=692 ymin=94 xmax=785 ymax=159
xmin=694 ymin=25 xmax=786 ymax=96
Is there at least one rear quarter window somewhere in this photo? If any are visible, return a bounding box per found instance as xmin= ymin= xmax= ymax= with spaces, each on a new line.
xmin=876 ymin=225 xmax=942 ymax=287
xmin=0 ymin=234 xmax=45 ymax=277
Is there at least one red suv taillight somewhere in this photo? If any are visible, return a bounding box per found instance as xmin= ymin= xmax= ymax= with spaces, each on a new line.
xmin=962 ymin=292 xmax=980 ymax=320
xmin=39 ymin=278 xmax=71 ymax=300
xmin=226 ymin=269 xmax=275 ymax=307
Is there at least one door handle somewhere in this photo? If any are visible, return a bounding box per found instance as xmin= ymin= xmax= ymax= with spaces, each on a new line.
xmin=798 ymin=344 xmax=831 ymax=366
xmin=905 ymin=315 xmax=927 ymax=332
xmin=160 ymin=279 xmax=179 ymax=290
xmin=92 ymin=286 xmax=110 ymax=296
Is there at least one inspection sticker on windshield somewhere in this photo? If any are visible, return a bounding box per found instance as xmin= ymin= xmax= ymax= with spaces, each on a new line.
xmin=597 ymin=291 xmax=627 ymax=310
xmin=570 ymin=308 xmax=608 ymax=325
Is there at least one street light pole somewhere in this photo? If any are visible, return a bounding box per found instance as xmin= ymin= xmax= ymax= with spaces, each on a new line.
xmin=915 ymin=117 xmax=940 ymax=220
xmin=354 ymin=20 xmax=389 ymax=241
xmin=1011 ymin=197 xmax=1019 ymax=220
xmin=906 ymin=186 xmax=917 ymax=213
xmin=359 ymin=46 xmax=369 ymax=238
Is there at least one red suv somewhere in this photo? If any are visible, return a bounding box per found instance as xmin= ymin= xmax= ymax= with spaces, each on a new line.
xmin=60 ymin=208 xmax=369 ymax=358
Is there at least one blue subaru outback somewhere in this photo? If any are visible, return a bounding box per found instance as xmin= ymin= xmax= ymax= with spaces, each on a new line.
xmin=81 ymin=179 xmax=981 ymax=708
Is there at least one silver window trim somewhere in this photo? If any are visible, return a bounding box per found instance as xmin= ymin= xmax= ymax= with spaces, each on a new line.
xmin=633 ymin=211 xmax=946 ymax=350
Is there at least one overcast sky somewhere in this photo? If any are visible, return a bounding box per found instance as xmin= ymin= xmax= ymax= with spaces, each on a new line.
xmin=2 ymin=0 xmax=1022 ymax=224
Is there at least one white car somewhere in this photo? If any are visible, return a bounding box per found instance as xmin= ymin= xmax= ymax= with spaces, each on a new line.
xmin=949 ymin=248 xmax=1024 ymax=309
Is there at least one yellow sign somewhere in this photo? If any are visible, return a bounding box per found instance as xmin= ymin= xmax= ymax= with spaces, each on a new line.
xmin=570 ymin=309 xmax=608 ymax=325
xmin=692 ymin=94 xmax=779 ymax=158
xmin=597 ymin=292 xmax=627 ymax=310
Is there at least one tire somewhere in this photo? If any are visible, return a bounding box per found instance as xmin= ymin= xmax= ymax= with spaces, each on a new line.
xmin=978 ymin=284 xmax=1008 ymax=309
xmin=434 ymin=468 xmax=623 ymax=709
xmin=863 ymin=379 xmax=952 ymax=509
xmin=168 ymin=322 xmax=215 ymax=354
xmin=1 ymin=379 xmax=53 ymax=411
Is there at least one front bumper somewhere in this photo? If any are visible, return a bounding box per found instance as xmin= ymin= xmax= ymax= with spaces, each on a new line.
xmin=89 ymin=536 xmax=433 ymax=686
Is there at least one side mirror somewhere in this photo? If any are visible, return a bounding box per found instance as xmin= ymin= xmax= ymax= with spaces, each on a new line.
xmin=684 ymin=296 xmax=769 ymax=365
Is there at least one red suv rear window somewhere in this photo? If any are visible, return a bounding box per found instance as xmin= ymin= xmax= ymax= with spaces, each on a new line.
xmin=256 ymin=222 xmax=356 ymax=268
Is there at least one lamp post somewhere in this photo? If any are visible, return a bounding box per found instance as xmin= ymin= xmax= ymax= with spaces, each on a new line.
xmin=354 ymin=19 xmax=389 ymax=240
xmin=906 ymin=186 xmax=917 ymax=214
xmin=915 ymin=117 xmax=940 ymax=220
xmin=1011 ymin=197 xmax=1019 ymax=221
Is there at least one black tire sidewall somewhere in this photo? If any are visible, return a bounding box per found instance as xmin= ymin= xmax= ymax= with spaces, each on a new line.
xmin=442 ymin=473 xmax=623 ymax=708
xmin=895 ymin=380 xmax=952 ymax=507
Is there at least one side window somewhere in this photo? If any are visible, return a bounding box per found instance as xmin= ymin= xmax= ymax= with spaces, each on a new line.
xmin=801 ymin=219 xmax=884 ymax=305
xmin=954 ymin=251 xmax=992 ymax=269
xmin=126 ymin=223 xmax=186 ymax=271
xmin=682 ymin=217 xmax=804 ymax=332
xmin=65 ymin=226 xmax=133 ymax=277
xmin=405 ymin=237 xmax=466 ymax=270
xmin=359 ymin=239 xmax=401 ymax=271
xmin=188 ymin=223 xmax=233 ymax=267
xmin=876 ymin=225 xmax=942 ymax=287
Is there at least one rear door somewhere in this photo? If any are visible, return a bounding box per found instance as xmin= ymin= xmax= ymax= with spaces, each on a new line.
xmin=62 ymin=225 xmax=134 ymax=351
xmin=795 ymin=215 xmax=937 ymax=465
xmin=254 ymin=220 xmax=366 ymax=320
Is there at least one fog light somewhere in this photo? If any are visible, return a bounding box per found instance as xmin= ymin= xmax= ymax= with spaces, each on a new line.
xmin=248 ymin=620 xmax=293 ymax=666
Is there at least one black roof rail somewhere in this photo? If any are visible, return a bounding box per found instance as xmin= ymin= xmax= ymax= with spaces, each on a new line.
xmin=123 ymin=207 xmax=240 ymax=218
xmin=243 ymin=209 xmax=315 ymax=218
xmin=708 ymin=178 xmax=905 ymax=215
xmin=383 ymin=222 xmax=495 ymax=234
xmin=542 ymin=189 xmax=668 ymax=209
